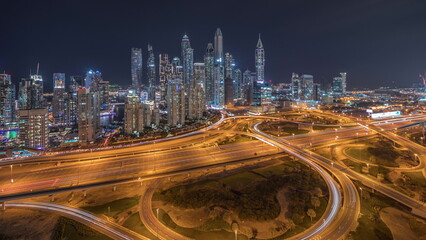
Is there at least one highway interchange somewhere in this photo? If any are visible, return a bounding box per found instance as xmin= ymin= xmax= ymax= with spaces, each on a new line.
xmin=1 ymin=112 xmax=426 ymax=239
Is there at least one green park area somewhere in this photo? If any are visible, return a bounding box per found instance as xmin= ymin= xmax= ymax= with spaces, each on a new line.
xmin=81 ymin=196 xmax=140 ymax=217
xmin=398 ymin=172 xmax=426 ymax=202
xmin=217 ymin=135 xmax=253 ymax=146
xmin=154 ymin=159 xmax=329 ymax=239
xmin=344 ymin=139 xmax=401 ymax=167
xmin=258 ymin=122 xmax=310 ymax=137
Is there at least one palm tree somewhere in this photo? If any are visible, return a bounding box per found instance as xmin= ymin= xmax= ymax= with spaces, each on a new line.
xmin=307 ymin=208 xmax=316 ymax=222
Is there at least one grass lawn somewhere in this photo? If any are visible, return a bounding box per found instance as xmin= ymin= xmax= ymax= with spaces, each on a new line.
xmin=81 ymin=196 xmax=140 ymax=216
xmin=313 ymin=147 xmax=333 ymax=160
xmin=219 ymin=171 xmax=264 ymax=190
xmin=342 ymin=158 xmax=364 ymax=173
xmin=51 ymin=217 xmax=112 ymax=240
xmin=280 ymin=127 xmax=310 ymax=135
xmin=252 ymin=161 xmax=296 ymax=178
xmin=402 ymin=172 xmax=426 ymax=187
xmin=218 ymin=135 xmax=254 ymax=146
xmin=259 ymin=121 xmax=311 ymax=136
xmin=312 ymin=125 xmax=338 ymax=131
xmin=122 ymin=213 xmax=158 ymax=239
xmin=345 ymin=147 xmax=371 ymax=162
xmin=345 ymin=147 xmax=398 ymax=167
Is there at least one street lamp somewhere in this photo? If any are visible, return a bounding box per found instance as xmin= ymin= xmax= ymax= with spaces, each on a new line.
xmin=10 ymin=165 xmax=13 ymax=183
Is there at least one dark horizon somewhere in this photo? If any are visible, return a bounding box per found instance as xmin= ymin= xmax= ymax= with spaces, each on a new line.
xmin=1 ymin=0 xmax=426 ymax=91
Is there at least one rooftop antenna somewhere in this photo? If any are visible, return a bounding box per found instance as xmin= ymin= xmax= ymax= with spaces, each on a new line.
xmin=36 ymin=63 xmax=40 ymax=75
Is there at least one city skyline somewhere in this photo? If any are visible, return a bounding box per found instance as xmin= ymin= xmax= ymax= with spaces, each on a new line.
xmin=1 ymin=2 xmax=426 ymax=239
xmin=1 ymin=0 xmax=426 ymax=90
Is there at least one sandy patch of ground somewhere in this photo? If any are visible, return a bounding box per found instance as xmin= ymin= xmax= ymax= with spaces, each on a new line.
xmin=0 ymin=209 xmax=58 ymax=240
xmin=380 ymin=207 xmax=426 ymax=240
xmin=154 ymin=201 xmax=210 ymax=228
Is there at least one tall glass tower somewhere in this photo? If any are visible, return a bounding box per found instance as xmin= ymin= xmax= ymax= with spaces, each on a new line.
xmin=255 ymin=34 xmax=265 ymax=83
xmin=213 ymin=28 xmax=224 ymax=105
xmin=159 ymin=54 xmax=171 ymax=105
xmin=52 ymin=73 xmax=66 ymax=124
xmin=204 ymin=43 xmax=215 ymax=106
xmin=147 ymin=44 xmax=156 ymax=101
xmin=181 ymin=34 xmax=193 ymax=92
xmin=0 ymin=74 xmax=15 ymax=126
xmin=131 ymin=48 xmax=142 ymax=93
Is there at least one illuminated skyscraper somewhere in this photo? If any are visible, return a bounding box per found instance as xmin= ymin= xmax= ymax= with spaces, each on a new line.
xmin=214 ymin=28 xmax=225 ymax=105
xmin=188 ymin=63 xmax=205 ymax=119
xmin=225 ymin=52 xmax=235 ymax=79
xmin=214 ymin=28 xmax=223 ymax=62
xmin=131 ymin=48 xmax=143 ymax=93
xmin=0 ymin=74 xmax=15 ymax=127
xmin=234 ymin=69 xmax=242 ymax=99
xmin=99 ymin=80 xmax=110 ymax=110
xmin=18 ymin=68 xmax=48 ymax=149
xmin=225 ymin=52 xmax=236 ymax=101
xmin=243 ymin=70 xmax=256 ymax=104
xmin=159 ymin=54 xmax=171 ymax=105
xmin=204 ymin=43 xmax=215 ymax=105
xmin=78 ymin=70 xmax=101 ymax=143
xmin=77 ymin=88 xmax=100 ymax=143
xmin=69 ymin=75 xmax=84 ymax=125
xmin=194 ymin=63 xmax=205 ymax=89
xmin=291 ymin=73 xmax=301 ymax=100
xmin=181 ymin=34 xmax=194 ymax=91
xmin=84 ymin=70 xmax=102 ymax=90
xmin=18 ymin=74 xmax=44 ymax=110
xmin=171 ymin=57 xmax=183 ymax=80
xmin=124 ymin=90 xmax=144 ymax=135
xmin=332 ymin=72 xmax=347 ymax=95
xmin=255 ymin=34 xmax=265 ymax=83
xmin=147 ymin=44 xmax=156 ymax=100
xmin=18 ymin=108 xmax=48 ymax=149
xmin=224 ymin=77 xmax=234 ymax=105
xmin=167 ymin=79 xmax=185 ymax=127
xmin=292 ymin=73 xmax=314 ymax=100
xmin=52 ymin=73 xmax=66 ymax=124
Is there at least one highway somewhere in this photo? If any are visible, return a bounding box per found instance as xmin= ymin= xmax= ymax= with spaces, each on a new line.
xmin=139 ymin=179 xmax=191 ymax=240
xmin=2 ymin=112 xmax=426 ymax=240
xmin=6 ymin=201 xmax=149 ymax=240
xmin=0 ymin=140 xmax=281 ymax=197
xmin=250 ymin=115 xmax=426 ymax=218
xmin=136 ymin=118 xmax=356 ymax=240
xmin=249 ymin=121 xmax=360 ymax=240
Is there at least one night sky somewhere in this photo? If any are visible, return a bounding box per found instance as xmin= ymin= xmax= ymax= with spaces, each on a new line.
xmin=1 ymin=0 xmax=426 ymax=91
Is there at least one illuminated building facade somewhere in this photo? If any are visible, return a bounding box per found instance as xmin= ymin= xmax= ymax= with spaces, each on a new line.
xmin=131 ymin=48 xmax=143 ymax=93
xmin=147 ymin=44 xmax=156 ymax=101
xmin=52 ymin=73 xmax=66 ymax=124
